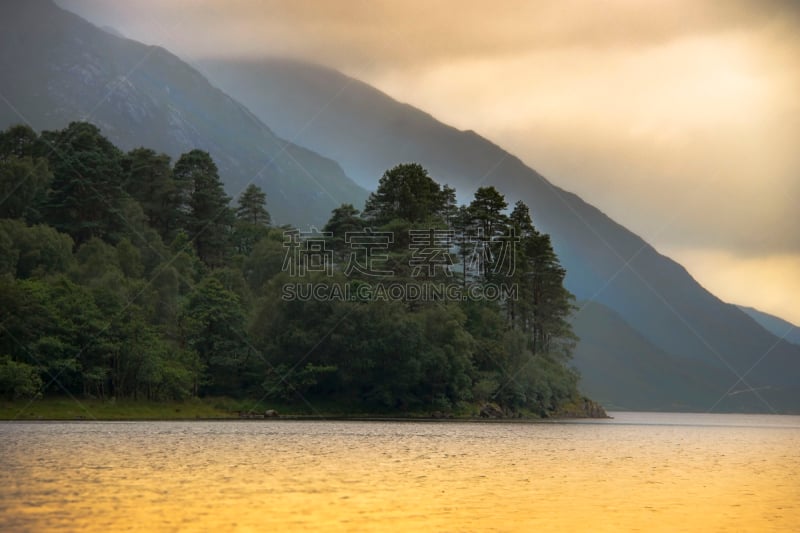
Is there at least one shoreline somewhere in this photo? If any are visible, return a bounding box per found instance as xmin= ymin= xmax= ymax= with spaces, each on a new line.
xmin=1 ymin=396 xmax=610 ymax=422
xmin=0 ymin=415 xmax=609 ymax=423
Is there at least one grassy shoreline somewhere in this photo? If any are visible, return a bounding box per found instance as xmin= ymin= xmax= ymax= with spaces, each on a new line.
xmin=1 ymin=396 xmax=608 ymax=421
xmin=1 ymin=397 xmax=236 ymax=421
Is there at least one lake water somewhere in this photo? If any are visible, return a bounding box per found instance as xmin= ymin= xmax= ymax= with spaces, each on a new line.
xmin=1 ymin=412 xmax=798 ymax=531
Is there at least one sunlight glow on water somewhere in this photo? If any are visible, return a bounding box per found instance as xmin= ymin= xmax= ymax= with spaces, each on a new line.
xmin=1 ymin=412 xmax=798 ymax=531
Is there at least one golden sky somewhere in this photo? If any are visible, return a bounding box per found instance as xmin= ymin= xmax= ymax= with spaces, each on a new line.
xmin=59 ymin=0 xmax=800 ymax=324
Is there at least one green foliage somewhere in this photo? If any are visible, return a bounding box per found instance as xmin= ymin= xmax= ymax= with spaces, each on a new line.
xmin=236 ymin=184 xmax=271 ymax=226
xmin=0 ymin=124 xmax=51 ymax=225
xmin=0 ymin=355 xmax=42 ymax=400
xmin=512 ymin=228 xmax=577 ymax=357
xmin=122 ymin=148 xmax=177 ymax=241
xmin=363 ymin=163 xmax=447 ymax=224
xmin=181 ymin=276 xmax=251 ymax=396
xmin=0 ymin=155 xmax=51 ymax=222
xmin=323 ymin=203 xmax=365 ymax=258
xmin=8 ymin=275 xmax=110 ymax=397
xmin=0 ymin=124 xmax=40 ymax=159
xmin=42 ymin=122 xmax=126 ymax=245
xmin=242 ymin=228 xmax=286 ymax=291
xmin=469 ymin=186 xmax=508 ymax=238
xmin=261 ymin=363 xmax=338 ymax=401
xmin=0 ymin=122 xmax=584 ymax=416
xmin=232 ymin=184 xmax=271 ymax=255
xmin=175 ymin=150 xmax=235 ymax=267
xmin=0 ymin=219 xmax=74 ymax=278
xmin=116 ymin=238 xmax=144 ymax=279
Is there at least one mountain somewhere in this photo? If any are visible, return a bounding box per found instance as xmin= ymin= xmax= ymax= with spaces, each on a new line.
xmin=0 ymin=1 xmax=368 ymax=227
xmin=738 ymin=306 xmax=800 ymax=347
xmin=571 ymin=301 xmax=738 ymax=411
xmin=199 ymin=57 xmax=800 ymax=412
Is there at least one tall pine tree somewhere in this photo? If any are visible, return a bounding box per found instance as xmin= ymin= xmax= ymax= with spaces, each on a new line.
xmin=173 ymin=150 xmax=234 ymax=267
xmin=232 ymin=184 xmax=271 ymax=255
xmin=236 ymin=184 xmax=270 ymax=226
xmin=123 ymin=148 xmax=177 ymax=241
xmin=42 ymin=122 xmax=125 ymax=245
xmin=363 ymin=163 xmax=446 ymax=224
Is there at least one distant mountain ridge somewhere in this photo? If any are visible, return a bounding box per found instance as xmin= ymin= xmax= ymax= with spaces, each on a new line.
xmin=0 ymin=0 xmax=368 ymax=227
xmin=199 ymin=57 xmax=800 ymax=412
xmin=738 ymin=306 xmax=800 ymax=347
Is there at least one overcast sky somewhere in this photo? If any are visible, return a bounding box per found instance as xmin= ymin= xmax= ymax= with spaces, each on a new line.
xmin=59 ymin=0 xmax=800 ymax=324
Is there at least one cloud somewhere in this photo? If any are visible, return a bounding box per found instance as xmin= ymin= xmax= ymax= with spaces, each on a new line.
xmin=664 ymin=247 xmax=800 ymax=325
xmin=59 ymin=0 xmax=800 ymax=68
xmin=56 ymin=0 xmax=800 ymax=319
xmin=370 ymin=29 xmax=800 ymax=255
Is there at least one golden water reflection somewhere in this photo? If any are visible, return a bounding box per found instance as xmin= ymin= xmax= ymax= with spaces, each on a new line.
xmin=1 ymin=412 xmax=798 ymax=531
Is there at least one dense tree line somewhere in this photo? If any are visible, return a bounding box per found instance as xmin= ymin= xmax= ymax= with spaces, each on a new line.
xmin=0 ymin=123 xmax=580 ymax=415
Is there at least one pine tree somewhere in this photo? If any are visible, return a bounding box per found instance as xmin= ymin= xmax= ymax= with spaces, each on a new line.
xmin=469 ymin=186 xmax=508 ymax=238
xmin=123 ymin=148 xmax=176 ymax=241
xmin=42 ymin=122 xmax=126 ymax=245
xmin=363 ymin=163 xmax=446 ymax=224
xmin=235 ymin=184 xmax=270 ymax=226
xmin=174 ymin=150 xmax=234 ymax=267
xmin=508 ymin=200 xmax=576 ymax=357
xmin=323 ymin=203 xmax=365 ymax=259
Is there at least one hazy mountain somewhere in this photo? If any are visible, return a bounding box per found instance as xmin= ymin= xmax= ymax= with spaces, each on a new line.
xmin=100 ymin=25 xmax=125 ymax=39
xmin=738 ymin=306 xmax=800 ymax=347
xmin=572 ymin=301 xmax=738 ymax=412
xmin=0 ymin=1 xmax=368 ymax=227
xmin=200 ymin=57 xmax=800 ymax=412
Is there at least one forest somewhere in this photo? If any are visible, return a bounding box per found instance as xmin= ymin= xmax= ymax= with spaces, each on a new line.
xmin=0 ymin=122 xmax=582 ymax=416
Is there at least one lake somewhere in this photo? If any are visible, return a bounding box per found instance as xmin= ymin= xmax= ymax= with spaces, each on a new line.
xmin=1 ymin=412 xmax=798 ymax=531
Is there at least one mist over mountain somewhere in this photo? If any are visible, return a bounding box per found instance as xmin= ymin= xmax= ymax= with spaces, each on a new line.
xmin=0 ymin=1 xmax=367 ymax=227
xmin=200 ymin=57 xmax=800 ymax=412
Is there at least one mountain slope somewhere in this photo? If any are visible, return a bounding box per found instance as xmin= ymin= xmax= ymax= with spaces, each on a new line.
xmin=0 ymin=1 xmax=367 ymax=227
xmin=571 ymin=301 xmax=759 ymax=412
xmin=738 ymin=306 xmax=800 ymax=347
xmin=199 ymin=57 xmax=800 ymax=412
